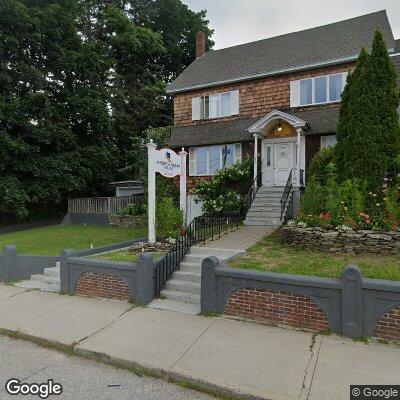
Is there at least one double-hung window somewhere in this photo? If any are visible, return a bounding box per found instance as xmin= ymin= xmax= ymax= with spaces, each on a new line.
xmin=192 ymin=90 xmax=239 ymax=120
xmin=290 ymin=72 xmax=348 ymax=107
xmin=320 ymin=135 xmax=337 ymax=148
xmin=189 ymin=144 xmax=242 ymax=176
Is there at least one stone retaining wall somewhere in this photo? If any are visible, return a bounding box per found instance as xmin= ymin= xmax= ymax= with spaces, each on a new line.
xmin=282 ymin=226 xmax=400 ymax=254
xmin=108 ymin=214 xmax=146 ymax=228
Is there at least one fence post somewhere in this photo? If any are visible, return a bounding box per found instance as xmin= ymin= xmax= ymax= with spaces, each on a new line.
xmin=0 ymin=246 xmax=17 ymax=283
xmin=135 ymin=253 xmax=155 ymax=305
xmin=201 ymin=256 xmax=219 ymax=313
xmin=60 ymin=249 xmax=75 ymax=294
xmin=342 ymin=264 xmax=364 ymax=338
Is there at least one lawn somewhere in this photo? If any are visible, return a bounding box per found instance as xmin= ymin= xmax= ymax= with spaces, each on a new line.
xmin=0 ymin=225 xmax=147 ymax=256
xmin=229 ymin=229 xmax=400 ymax=281
xmin=93 ymin=250 xmax=165 ymax=263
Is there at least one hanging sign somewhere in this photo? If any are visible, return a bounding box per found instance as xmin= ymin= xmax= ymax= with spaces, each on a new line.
xmin=154 ymin=148 xmax=182 ymax=178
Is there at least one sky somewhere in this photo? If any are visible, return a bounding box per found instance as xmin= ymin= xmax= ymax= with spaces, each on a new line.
xmin=182 ymin=0 xmax=400 ymax=50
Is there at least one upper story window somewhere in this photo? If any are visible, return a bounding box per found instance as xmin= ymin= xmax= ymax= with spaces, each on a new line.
xmin=189 ymin=143 xmax=241 ymax=176
xmin=290 ymin=72 xmax=348 ymax=107
xmin=192 ymin=90 xmax=239 ymax=121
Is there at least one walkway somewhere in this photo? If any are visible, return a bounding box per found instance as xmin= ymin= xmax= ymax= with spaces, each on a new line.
xmin=201 ymin=225 xmax=275 ymax=250
xmin=1 ymin=285 xmax=398 ymax=400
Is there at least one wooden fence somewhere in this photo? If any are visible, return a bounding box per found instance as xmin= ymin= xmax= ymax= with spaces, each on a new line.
xmin=68 ymin=195 xmax=142 ymax=214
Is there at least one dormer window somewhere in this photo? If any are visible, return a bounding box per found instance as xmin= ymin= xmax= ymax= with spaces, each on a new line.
xmin=290 ymin=72 xmax=348 ymax=107
xmin=192 ymin=90 xmax=239 ymax=121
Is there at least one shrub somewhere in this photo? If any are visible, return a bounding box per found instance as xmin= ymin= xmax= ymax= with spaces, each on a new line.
xmin=299 ymin=178 xmax=326 ymax=215
xmin=156 ymin=197 xmax=183 ymax=238
xmin=308 ymin=147 xmax=335 ymax=185
xmin=192 ymin=156 xmax=252 ymax=214
xmin=116 ymin=202 xmax=147 ymax=216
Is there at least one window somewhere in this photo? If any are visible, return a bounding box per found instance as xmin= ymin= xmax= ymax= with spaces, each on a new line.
xmin=192 ymin=90 xmax=239 ymax=120
xmin=320 ymin=135 xmax=337 ymax=148
xmin=189 ymin=144 xmax=242 ymax=176
xmin=291 ymin=72 xmax=347 ymax=107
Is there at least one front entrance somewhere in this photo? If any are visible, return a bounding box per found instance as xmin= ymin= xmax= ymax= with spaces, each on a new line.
xmin=262 ymin=140 xmax=295 ymax=187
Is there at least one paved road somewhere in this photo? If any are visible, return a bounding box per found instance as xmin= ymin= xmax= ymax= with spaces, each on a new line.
xmin=0 ymin=336 xmax=214 ymax=400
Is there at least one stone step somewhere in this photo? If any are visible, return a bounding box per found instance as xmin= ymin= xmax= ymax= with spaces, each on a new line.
xmin=166 ymin=280 xmax=201 ymax=295
xmin=44 ymin=267 xmax=60 ymax=278
xmin=30 ymin=274 xmax=60 ymax=285
xmin=173 ymin=270 xmax=201 ymax=283
xmin=180 ymin=262 xmax=202 ymax=273
xmin=161 ymin=289 xmax=200 ymax=305
xmin=148 ymin=299 xmax=200 ymax=315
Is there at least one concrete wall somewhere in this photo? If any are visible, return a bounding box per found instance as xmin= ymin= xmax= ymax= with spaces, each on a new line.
xmin=60 ymin=252 xmax=155 ymax=305
xmin=62 ymin=212 xmax=110 ymax=227
xmin=201 ymin=258 xmax=400 ymax=340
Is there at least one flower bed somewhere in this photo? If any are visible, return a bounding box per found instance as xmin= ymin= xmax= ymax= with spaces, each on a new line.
xmin=282 ymin=225 xmax=400 ymax=255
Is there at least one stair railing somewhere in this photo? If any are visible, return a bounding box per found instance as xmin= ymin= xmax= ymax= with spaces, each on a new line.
xmin=241 ymin=171 xmax=262 ymax=218
xmin=153 ymin=212 xmax=242 ymax=297
xmin=280 ymin=169 xmax=293 ymax=220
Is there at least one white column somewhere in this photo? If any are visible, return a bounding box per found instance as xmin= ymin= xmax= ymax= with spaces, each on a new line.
xmin=253 ymin=133 xmax=259 ymax=189
xmin=179 ymin=148 xmax=188 ymax=226
xmin=296 ymin=128 xmax=302 ymax=187
xmin=147 ymin=140 xmax=157 ymax=244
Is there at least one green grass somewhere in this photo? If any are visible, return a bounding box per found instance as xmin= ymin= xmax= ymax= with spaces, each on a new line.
xmin=93 ymin=250 xmax=165 ymax=263
xmin=0 ymin=225 xmax=147 ymax=256
xmin=229 ymin=229 xmax=400 ymax=281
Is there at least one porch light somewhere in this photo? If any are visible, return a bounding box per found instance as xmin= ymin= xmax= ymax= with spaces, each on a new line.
xmin=277 ymin=120 xmax=282 ymax=131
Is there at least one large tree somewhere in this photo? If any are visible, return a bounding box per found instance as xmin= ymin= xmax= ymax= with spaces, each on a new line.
xmin=335 ymin=31 xmax=400 ymax=188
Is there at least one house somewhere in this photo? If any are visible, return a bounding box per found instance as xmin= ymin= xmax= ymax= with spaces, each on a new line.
xmin=167 ymin=10 xmax=400 ymax=225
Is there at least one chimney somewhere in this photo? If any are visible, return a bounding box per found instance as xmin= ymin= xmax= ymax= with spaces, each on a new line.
xmin=196 ymin=31 xmax=206 ymax=58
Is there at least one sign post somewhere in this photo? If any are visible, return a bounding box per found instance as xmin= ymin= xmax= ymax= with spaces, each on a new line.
xmin=147 ymin=141 xmax=187 ymax=244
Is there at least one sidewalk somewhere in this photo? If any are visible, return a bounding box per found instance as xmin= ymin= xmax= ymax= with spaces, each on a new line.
xmin=0 ymin=285 xmax=399 ymax=400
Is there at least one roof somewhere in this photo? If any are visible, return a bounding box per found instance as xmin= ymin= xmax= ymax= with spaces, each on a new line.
xmin=169 ymin=107 xmax=341 ymax=147
xmin=396 ymin=39 xmax=400 ymax=53
xmin=167 ymin=11 xmax=395 ymax=94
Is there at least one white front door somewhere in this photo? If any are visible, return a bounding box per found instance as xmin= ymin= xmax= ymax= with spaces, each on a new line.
xmin=262 ymin=140 xmax=294 ymax=187
xmin=273 ymin=142 xmax=294 ymax=186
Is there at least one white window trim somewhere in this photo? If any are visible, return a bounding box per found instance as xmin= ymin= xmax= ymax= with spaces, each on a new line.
xmin=320 ymin=135 xmax=337 ymax=148
xmin=189 ymin=143 xmax=242 ymax=176
xmin=195 ymin=90 xmax=239 ymax=121
xmin=298 ymin=72 xmax=347 ymax=107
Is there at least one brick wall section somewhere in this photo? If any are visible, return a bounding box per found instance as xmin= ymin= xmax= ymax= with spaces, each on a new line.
xmin=173 ymin=63 xmax=354 ymax=126
xmin=225 ymin=288 xmax=330 ymax=332
xmin=75 ymin=272 xmax=132 ymax=300
xmin=374 ymin=305 xmax=400 ymax=341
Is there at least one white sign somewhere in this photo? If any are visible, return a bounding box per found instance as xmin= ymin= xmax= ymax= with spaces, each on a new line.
xmin=154 ymin=148 xmax=181 ymax=178
xmin=147 ymin=141 xmax=187 ymax=244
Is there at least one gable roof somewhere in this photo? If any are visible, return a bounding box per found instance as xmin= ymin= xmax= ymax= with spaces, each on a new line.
xmin=167 ymin=10 xmax=395 ymax=94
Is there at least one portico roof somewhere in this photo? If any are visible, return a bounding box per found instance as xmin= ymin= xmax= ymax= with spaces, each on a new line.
xmin=247 ymin=110 xmax=307 ymax=133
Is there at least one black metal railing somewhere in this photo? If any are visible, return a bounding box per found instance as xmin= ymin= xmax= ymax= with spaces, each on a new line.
xmin=300 ymin=169 xmax=305 ymax=186
xmin=241 ymin=171 xmax=262 ymax=218
xmin=280 ymin=169 xmax=293 ymax=219
xmin=153 ymin=212 xmax=242 ymax=297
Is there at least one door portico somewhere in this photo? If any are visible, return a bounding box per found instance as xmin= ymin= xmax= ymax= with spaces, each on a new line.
xmin=248 ymin=110 xmax=307 ymax=188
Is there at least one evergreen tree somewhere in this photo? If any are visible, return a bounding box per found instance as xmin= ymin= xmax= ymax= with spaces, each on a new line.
xmin=335 ymin=31 xmax=400 ymax=188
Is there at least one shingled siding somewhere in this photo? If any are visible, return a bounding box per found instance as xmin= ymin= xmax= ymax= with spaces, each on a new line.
xmin=173 ymin=63 xmax=354 ymax=127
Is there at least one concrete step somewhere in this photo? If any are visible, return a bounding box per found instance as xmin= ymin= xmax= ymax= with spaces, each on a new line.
xmin=251 ymin=201 xmax=282 ymax=207
xmin=245 ymin=218 xmax=281 ymax=226
xmin=246 ymin=210 xmax=281 ymax=217
xmin=254 ymin=192 xmax=284 ymax=198
xmin=161 ymin=289 xmax=200 ymax=305
xmin=14 ymin=280 xmax=60 ymax=293
xmin=184 ymin=254 xmax=228 ymax=264
xmin=30 ymin=274 xmax=60 ymax=285
xmin=44 ymin=267 xmax=60 ymax=278
xmin=189 ymin=247 xmax=242 ymax=258
xmin=148 ymin=298 xmax=200 ymax=315
xmin=173 ymin=270 xmax=201 ymax=283
xmin=257 ymin=187 xmax=285 ymax=192
xmin=166 ymin=280 xmax=201 ymax=295
xmin=179 ymin=261 xmax=202 ymax=272
xmin=249 ymin=205 xmax=281 ymax=211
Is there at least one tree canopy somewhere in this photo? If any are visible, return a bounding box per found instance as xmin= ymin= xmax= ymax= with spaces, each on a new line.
xmin=335 ymin=30 xmax=400 ymax=188
xmin=0 ymin=0 xmax=213 ymax=218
